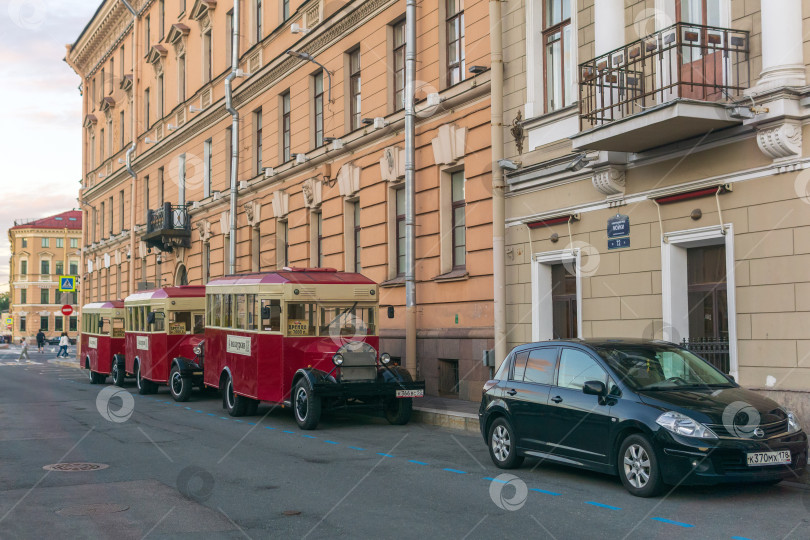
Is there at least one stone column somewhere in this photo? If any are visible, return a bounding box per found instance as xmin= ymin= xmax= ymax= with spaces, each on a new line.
xmin=757 ymin=0 xmax=806 ymax=90
xmin=594 ymin=0 xmax=625 ymax=56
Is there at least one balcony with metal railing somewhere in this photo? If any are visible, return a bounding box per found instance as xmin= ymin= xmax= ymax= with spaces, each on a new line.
xmin=142 ymin=202 xmax=192 ymax=253
xmin=571 ymin=22 xmax=750 ymax=153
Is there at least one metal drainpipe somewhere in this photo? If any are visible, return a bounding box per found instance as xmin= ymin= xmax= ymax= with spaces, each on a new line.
xmin=224 ymin=0 xmax=240 ymax=275
xmin=404 ymin=0 xmax=417 ymax=375
xmin=122 ymin=0 xmax=138 ymax=297
xmin=490 ymin=0 xmax=508 ymax=368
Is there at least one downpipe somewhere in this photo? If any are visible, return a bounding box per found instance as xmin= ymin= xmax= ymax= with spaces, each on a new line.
xmin=224 ymin=0 xmax=240 ymax=275
xmin=122 ymin=0 xmax=138 ymax=295
xmin=404 ymin=0 xmax=417 ymax=377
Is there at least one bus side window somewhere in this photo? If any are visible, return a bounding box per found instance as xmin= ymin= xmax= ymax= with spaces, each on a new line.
xmin=261 ymin=299 xmax=281 ymax=332
xmin=236 ymin=294 xmax=247 ymax=330
xmin=171 ymin=311 xmax=191 ymax=334
xmin=153 ymin=311 xmax=165 ymax=332
xmin=99 ymin=318 xmax=109 ymax=335
xmin=112 ymin=318 xmax=124 ymax=338
xmin=287 ymin=303 xmax=316 ymax=336
xmin=209 ymin=295 xmax=221 ymax=327
xmin=222 ymin=295 xmax=233 ymax=328
xmin=246 ymin=294 xmax=257 ymax=331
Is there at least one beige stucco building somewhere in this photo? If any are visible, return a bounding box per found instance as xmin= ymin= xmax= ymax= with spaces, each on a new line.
xmin=500 ymin=0 xmax=810 ymax=418
xmin=7 ymin=211 xmax=82 ymax=343
xmin=66 ymin=0 xmax=499 ymax=400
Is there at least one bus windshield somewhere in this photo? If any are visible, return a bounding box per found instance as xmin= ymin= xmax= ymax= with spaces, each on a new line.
xmin=318 ymin=305 xmax=376 ymax=337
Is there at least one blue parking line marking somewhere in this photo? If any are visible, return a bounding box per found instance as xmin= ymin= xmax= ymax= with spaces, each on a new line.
xmin=247 ymin=422 xmax=256 ymax=425
xmin=324 ymin=440 xmax=339 ymax=444
xmin=483 ymin=477 xmax=504 ymax=483
xmin=302 ymin=435 xmax=317 ymax=439
xmin=376 ymin=453 xmax=394 ymax=457
xmin=207 ymin=413 xmax=216 ymax=416
xmin=409 ymin=460 xmax=428 ymax=465
xmin=443 ymin=468 xmax=466 ymax=474
xmin=651 ymin=518 xmax=694 ymax=528
xmin=234 ymin=420 xmax=243 ymax=423
xmin=265 ymin=426 xmax=276 ymax=430
xmin=586 ymin=502 xmax=621 ymax=511
xmin=220 ymin=417 xmax=229 ymax=420
xmin=348 ymin=446 xmax=365 ymax=451
xmin=530 ymin=488 xmax=561 ymax=496
xmin=184 ymin=407 xmax=191 ymax=410
xmin=195 ymin=410 xmax=203 ymax=413
xmin=731 ymin=537 xmax=753 ymax=540
xmin=282 ymin=430 xmax=295 ymax=434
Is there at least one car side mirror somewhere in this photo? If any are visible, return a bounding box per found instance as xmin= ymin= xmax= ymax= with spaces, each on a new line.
xmin=583 ymin=380 xmax=607 ymax=397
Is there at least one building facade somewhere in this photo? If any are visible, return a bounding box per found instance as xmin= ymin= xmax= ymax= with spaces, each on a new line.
xmin=8 ymin=211 xmax=82 ymax=343
xmin=501 ymin=0 xmax=810 ymax=422
xmin=67 ymin=0 xmax=497 ymax=401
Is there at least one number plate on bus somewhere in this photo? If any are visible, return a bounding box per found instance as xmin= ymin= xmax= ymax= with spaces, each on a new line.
xmin=746 ymin=450 xmax=791 ymax=467
xmin=396 ymin=389 xmax=424 ymax=398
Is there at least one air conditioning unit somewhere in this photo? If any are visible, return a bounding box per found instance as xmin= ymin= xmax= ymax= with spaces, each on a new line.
xmin=426 ymin=93 xmax=441 ymax=107
xmin=295 ymin=153 xmax=307 ymax=164
xmin=373 ymin=117 xmax=387 ymax=129
xmin=264 ymin=167 xmax=275 ymax=178
xmin=213 ymin=191 xmax=222 ymax=201
xmin=239 ymin=181 xmax=248 ymax=190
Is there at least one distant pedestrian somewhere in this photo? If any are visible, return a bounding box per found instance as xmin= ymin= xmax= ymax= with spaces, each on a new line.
xmin=57 ymin=332 xmax=70 ymax=358
xmin=36 ymin=330 xmax=45 ymax=353
xmin=17 ymin=338 xmax=29 ymax=363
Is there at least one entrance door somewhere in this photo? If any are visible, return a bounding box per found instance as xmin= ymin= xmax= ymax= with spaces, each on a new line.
xmin=677 ymin=0 xmax=726 ymax=100
xmin=687 ymin=244 xmax=728 ymax=341
xmin=551 ymin=264 xmax=577 ymax=339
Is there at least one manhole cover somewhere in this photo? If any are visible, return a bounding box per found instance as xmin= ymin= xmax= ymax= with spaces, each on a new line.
xmin=43 ymin=463 xmax=109 ymax=472
xmin=57 ymin=504 xmax=129 ymax=517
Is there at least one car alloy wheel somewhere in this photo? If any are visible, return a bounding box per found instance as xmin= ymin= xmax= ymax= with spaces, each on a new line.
xmin=623 ymin=443 xmax=651 ymax=489
xmin=492 ymin=424 xmax=511 ymax=463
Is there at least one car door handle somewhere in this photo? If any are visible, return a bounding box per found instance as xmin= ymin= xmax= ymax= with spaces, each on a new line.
xmin=506 ymin=389 xmax=517 ymax=396
xmin=551 ymin=396 xmax=563 ymax=403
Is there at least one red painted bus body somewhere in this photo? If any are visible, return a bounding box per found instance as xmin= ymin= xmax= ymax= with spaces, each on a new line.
xmin=196 ymin=269 xmax=424 ymax=428
xmin=80 ymin=300 xmax=125 ymax=384
xmin=123 ymin=286 xmax=205 ymax=394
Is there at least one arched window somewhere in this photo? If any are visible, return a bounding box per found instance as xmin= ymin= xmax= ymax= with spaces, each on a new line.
xmin=175 ymin=264 xmax=188 ymax=286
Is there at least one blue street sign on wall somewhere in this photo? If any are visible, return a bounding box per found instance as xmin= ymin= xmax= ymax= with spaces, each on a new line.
xmin=608 ymin=237 xmax=630 ymax=250
xmin=608 ymin=214 xmax=630 ymax=238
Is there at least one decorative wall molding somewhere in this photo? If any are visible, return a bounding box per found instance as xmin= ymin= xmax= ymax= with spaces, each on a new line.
xmin=219 ymin=212 xmax=230 ymax=237
xmin=337 ymin=162 xmax=361 ymax=199
xmin=592 ymin=166 xmax=626 ymax=196
xmin=756 ymin=121 xmax=802 ymax=161
xmin=302 ymin=178 xmax=323 ymax=209
xmin=196 ymin=219 xmax=212 ymax=243
xmin=272 ymin=191 xmax=290 ymax=219
xmin=380 ymin=146 xmax=405 ymax=183
xmin=431 ymin=123 xmax=467 ymax=166
xmin=244 ymin=201 xmax=262 ymax=229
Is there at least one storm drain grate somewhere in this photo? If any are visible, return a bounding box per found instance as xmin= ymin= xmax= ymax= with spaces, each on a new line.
xmin=57 ymin=504 xmax=129 ymax=516
xmin=42 ymin=463 xmax=109 ymax=472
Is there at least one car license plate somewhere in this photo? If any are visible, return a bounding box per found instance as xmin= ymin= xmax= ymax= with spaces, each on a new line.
xmin=746 ymin=450 xmax=791 ymax=467
xmin=396 ymin=389 xmax=424 ymax=398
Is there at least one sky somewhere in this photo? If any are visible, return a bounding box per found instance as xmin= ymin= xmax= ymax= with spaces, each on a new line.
xmin=0 ymin=0 xmax=100 ymax=292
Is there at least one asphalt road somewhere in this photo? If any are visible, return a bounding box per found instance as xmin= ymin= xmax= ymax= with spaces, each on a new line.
xmin=0 ymin=347 xmax=808 ymax=540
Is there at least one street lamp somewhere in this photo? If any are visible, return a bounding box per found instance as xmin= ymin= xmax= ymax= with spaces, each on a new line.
xmin=286 ymin=50 xmax=332 ymax=102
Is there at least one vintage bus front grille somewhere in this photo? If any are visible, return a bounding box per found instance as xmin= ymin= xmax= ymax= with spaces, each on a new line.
xmin=339 ymin=349 xmax=378 ymax=382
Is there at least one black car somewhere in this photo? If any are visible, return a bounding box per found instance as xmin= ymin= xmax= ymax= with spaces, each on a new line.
xmin=479 ymin=339 xmax=807 ymax=497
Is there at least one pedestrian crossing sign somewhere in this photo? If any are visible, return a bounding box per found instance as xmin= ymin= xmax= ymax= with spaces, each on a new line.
xmin=59 ymin=276 xmax=76 ymax=292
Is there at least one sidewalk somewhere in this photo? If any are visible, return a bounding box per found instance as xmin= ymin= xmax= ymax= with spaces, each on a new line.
xmin=412 ymin=395 xmax=480 ymax=434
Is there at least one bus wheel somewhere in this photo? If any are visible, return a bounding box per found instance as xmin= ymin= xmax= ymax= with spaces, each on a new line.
xmin=293 ymin=378 xmax=321 ymax=430
xmin=223 ymin=374 xmax=247 ymax=417
xmin=136 ymin=363 xmax=155 ymax=395
xmin=169 ymin=366 xmax=192 ymax=402
xmin=384 ymin=397 xmax=413 ymax=425
xmin=112 ymin=358 xmax=125 ymax=387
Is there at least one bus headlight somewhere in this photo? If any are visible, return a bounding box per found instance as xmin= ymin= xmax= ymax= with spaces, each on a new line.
xmin=332 ymin=353 xmax=344 ymax=366
xmin=193 ymin=343 xmax=204 ymax=356
xmin=380 ymin=353 xmax=391 ymax=365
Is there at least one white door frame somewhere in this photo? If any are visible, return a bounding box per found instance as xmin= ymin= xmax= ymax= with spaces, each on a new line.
xmin=531 ymin=249 xmax=584 ymax=342
xmin=661 ymin=223 xmax=738 ymax=379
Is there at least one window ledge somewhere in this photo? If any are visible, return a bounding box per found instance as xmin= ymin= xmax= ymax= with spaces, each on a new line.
xmin=380 ymin=276 xmax=405 ymax=288
xmin=433 ymin=269 xmax=469 ymax=282
xmin=522 ymin=103 xmax=579 ymax=131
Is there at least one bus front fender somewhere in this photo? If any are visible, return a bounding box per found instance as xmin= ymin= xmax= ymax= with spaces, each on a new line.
xmin=172 ymin=357 xmax=202 ymax=377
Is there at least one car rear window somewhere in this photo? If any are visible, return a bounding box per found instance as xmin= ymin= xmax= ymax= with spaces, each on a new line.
xmin=510 ymin=351 xmax=529 ymax=381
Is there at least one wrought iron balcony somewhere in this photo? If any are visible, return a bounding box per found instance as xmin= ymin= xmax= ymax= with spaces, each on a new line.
xmin=142 ymin=202 xmax=191 ymax=252
xmin=572 ymin=23 xmax=749 ymax=152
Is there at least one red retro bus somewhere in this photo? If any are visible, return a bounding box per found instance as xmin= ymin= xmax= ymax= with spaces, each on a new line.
xmin=177 ymin=269 xmax=424 ymax=429
xmin=121 ymin=286 xmax=206 ymax=397
xmin=80 ymin=300 xmax=125 ymax=384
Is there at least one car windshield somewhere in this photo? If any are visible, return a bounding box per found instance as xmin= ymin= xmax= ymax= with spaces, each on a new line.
xmin=595 ymin=343 xmax=733 ymax=390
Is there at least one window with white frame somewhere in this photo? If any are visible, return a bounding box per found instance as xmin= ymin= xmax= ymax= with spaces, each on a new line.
xmin=543 ymin=0 xmax=573 ymax=112
xmin=204 ymin=138 xmax=212 ymax=198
